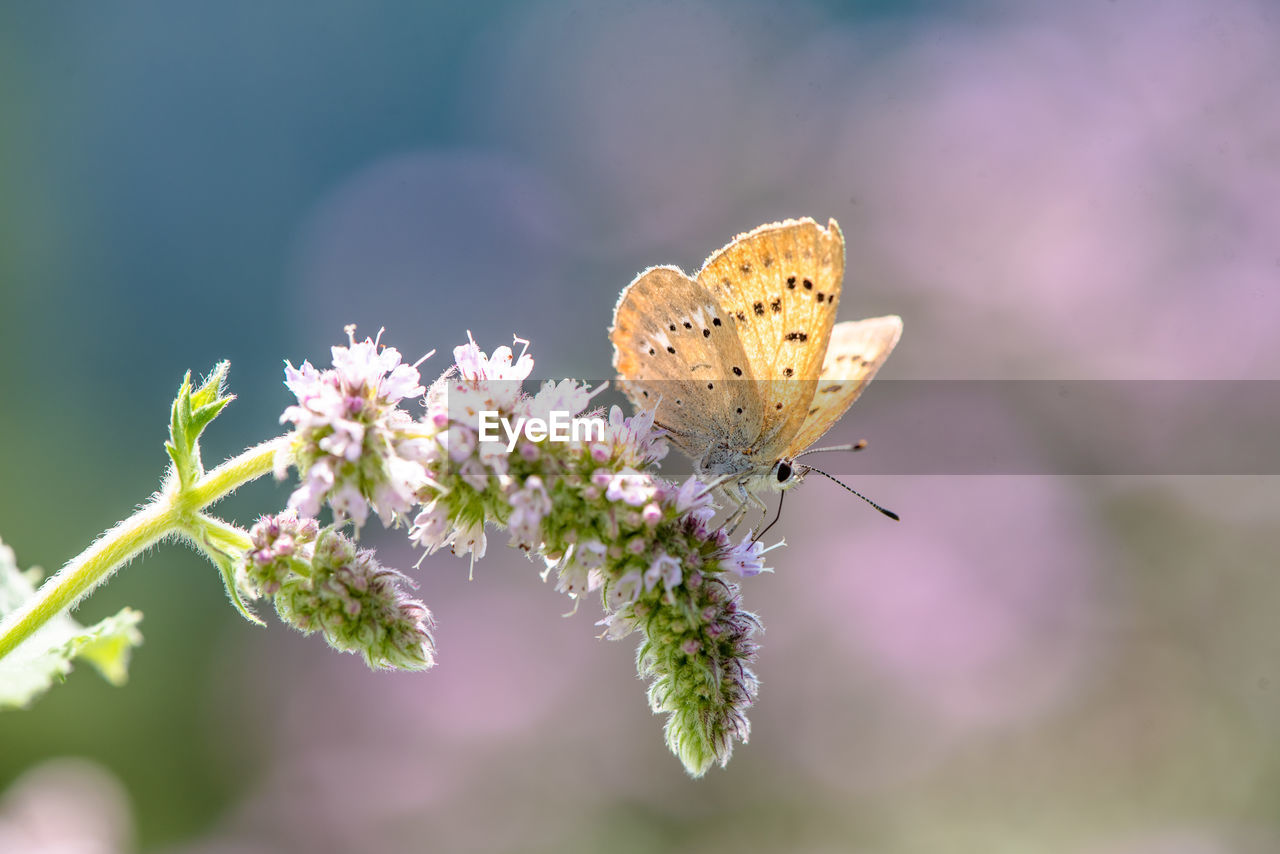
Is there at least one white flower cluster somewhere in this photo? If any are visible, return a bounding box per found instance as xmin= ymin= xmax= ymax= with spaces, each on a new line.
xmin=277 ymin=325 xmax=434 ymax=527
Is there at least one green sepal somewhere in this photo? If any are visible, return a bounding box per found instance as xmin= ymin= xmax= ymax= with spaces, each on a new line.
xmin=213 ymin=549 xmax=264 ymax=626
xmin=165 ymin=362 xmax=235 ymax=490
xmin=187 ymin=516 xmax=264 ymax=627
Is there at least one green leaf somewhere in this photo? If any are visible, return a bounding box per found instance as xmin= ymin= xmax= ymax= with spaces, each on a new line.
xmin=0 ymin=538 xmax=144 ymax=710
xmin=165 ymin=362 xmax=235 ymax=489
xmin=212 ymin=546 xmax=263 ymax=626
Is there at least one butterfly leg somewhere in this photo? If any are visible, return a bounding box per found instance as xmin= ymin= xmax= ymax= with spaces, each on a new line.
xmin=723 ymin=500 xmax=749 ymax=536
xmin=722 ymin=481 xmax=769 ymax=536
xmin=744 ymin=485 xmax=770 ymax=531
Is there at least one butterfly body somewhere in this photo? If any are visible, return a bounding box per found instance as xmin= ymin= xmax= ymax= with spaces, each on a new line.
xmin=610 ymin=217 xmax=901 ymax=528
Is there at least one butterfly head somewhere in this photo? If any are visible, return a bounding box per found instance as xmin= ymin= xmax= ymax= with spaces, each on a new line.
xmin=766 ymin=458 xmax=806 ymax=492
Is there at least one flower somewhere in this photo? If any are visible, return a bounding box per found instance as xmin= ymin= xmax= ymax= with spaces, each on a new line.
xmin=285 ymin=459 xmax=335 ymax=519
xmin=279 ymin=325 xmax=433 ymax=527
xmin=644 ymin=575 xmax=762 ymax=775
xmin=721 ymin=535 xmax=773 ymax=578
xmin=605 ymin=404 xmax=668 ymax=466
xmin=447 ymin=332 xmax=534 ymax=412
xmin=450 ymin=518 xmax=487 ymax=562
xmin=605 ymin=468 xmax=656 ymax=506
xmin=404 ymin=333 xmax=774 ymax=775
xmin=269 ymin=329 xmax=783 ymax=774
xmin=243 ymin=511 xmax=319 ymax=596
xmin=454 ymin=333 xmax=534 ymax=383
xmin=675 ymin=477 xmax=714 ymax=515
xmin=407 ymin=500 xmax=452 ymax=553
xmin=242 ymin=514 xmax=436 ymax=671
xmin=553 ymin=539 xmax=608 ymax=598
xmin=524 ymin=378 xmax=599 ymax=426
xmin=604 ymin=569 xmax=643 ymax=616
xmin=508 ymin=476 xmax=551 ymax=548
xmin=644 ymin=551 xmax=682 ymax=592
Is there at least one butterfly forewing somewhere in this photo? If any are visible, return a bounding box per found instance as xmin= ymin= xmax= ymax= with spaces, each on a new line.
xmin=783 ymin=315 xmax=902 ymax=458
xmin=610 ymin=265 xmax=764 ymax=458
xmin=695 ymin=218 xmax=845 ymax=454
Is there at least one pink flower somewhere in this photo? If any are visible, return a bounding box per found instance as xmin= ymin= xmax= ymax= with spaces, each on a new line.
xmin=645 ymin=551 xmax=683 ymax=592
xmin=605 ymin=404 xmax=668 ymax=466
xmin=605 ymin=468 xmax=656 ymax=506
xmin=279 ymin=325 xmax=431 ymax=527
xmin=286 ymin=458 xmax=335 ymax=519
xmin=450 ymin=518 xmax=487 ymax=562
xmin=408 ymin=500 xmax=452 ymax=553
xmin=721 ymin=536 xmax=771 ymax=578
xmin=524 ymin=378 xmax=598 ymax=424
xmin=453 ymin=333 xmax=534 ymax=383
xmin=509 ymin=476 xmax=552 ymax=547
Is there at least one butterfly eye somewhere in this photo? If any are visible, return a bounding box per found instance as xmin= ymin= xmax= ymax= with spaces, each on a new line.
xmin=776 ymin=462 xmax=792 ymax=483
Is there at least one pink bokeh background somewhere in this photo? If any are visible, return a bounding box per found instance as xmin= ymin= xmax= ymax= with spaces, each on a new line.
xmin=3 ymin=0 xmax=1279 ymax=851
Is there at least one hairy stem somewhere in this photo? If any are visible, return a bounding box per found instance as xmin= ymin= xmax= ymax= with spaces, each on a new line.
xmin=185 ymin=436 xmax=290 ymax=509
xmin=0 ymin=436 xmax=290 ymax=659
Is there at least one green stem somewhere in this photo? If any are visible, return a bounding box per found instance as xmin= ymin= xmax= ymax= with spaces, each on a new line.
xmin=192 ymin=514 xmax=254 ymax=555
xmin=185 ymin=435 xmax=290 ymax=510
xmin=0 ymin=436 xmax=290 ymax=660
xmin=0 ymin=501 xmax=176 ymax=660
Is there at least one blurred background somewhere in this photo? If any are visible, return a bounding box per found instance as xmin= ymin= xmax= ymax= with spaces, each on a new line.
xmin=2 ymin=1 xmax=1279 ymax=852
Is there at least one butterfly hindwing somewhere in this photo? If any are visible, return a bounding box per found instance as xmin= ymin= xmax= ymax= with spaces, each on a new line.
xmin=610 ymin=265 xmax=764 ymax=458
xmin=695 ymin=218 xmax=845 ymax=455
xmin=783 ymin=315 xmax=902 ymax=458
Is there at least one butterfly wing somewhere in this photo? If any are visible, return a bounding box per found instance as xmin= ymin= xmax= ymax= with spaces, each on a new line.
xmin=782 ymin=315 xmax=902 ymax=458
xmin=610 ymin=265 xmax=764 ymax=459
xmin=695 ymin=218 xmax=845 ymax=455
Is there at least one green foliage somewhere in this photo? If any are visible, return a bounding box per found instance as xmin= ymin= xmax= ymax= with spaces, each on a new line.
xmin=165 ymin=362 xmax=234 ymax=490
xmin=0 ymin=538 xmax=143 ymax=710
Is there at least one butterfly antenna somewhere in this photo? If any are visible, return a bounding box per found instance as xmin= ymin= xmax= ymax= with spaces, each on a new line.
xmin=794 ymin=439 xmax=868 ymax=458
xmin=796 ymin=464 xmax=899 ymax=521
xmin=752 ymin=490 xmax=785 ymax=543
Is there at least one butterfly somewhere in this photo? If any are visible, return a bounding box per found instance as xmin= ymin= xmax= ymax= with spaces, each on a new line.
xmin=609 ymin=217 xmax=901 ymax=530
